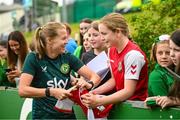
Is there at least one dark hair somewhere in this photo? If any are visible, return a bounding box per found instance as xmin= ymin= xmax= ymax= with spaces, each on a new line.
xmin=0 ymin=40 xmax=7 ymax=48
xmin=168 ymin=78 xmax=180 ymax=100
xmin=171 ymin=29 xmax=180 ymax=75
xmin=170 ymin=29 xmax=180 ymax=47
xmin=78 ymin=18 xmax=93 ymax=59
xmin=80 ymin=18 xmax=93 ymax=24
xmin=168 ymin=29 xmax=180 ymax=100
xmin=7 ymin=31 xmax=28 ymax=69
xmin=79 ymin=18 xmax=93 ymax=45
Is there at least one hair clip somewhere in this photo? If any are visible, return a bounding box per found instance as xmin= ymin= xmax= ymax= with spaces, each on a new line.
xmin=39 ymin=27 xmax=43 ymax=30
xmin=155 ymin=34 xmax=170 ymax=43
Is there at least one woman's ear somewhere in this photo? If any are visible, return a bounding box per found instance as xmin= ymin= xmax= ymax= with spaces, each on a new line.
xmin=115 ymin=28 xmax=121 ymax=34
xmin=46 ymin=38 xmax=52 ymax=44
xmin=115 ymin=28 xmax=123 ymax=38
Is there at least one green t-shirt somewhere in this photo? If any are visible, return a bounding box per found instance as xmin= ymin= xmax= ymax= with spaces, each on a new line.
xmin=148 ymin=64 xmax=174 ymax=96
xmin=73 ymin=46 xmax=82 ymax=59
xmin=0 ymin=59 xmax=16 ymax=87
xmin=22 ymin=52 xmax=84 ymax=119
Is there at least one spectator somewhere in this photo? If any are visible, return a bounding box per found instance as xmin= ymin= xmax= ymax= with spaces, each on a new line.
xmin=148 ymin=34 xmax=174 ymax=96
xmin=82 ymin=32 xmax=92 ymax=53
xmin=64 ymin=23 xmax=78 ymax=54
xmin=81 ymin=21 xmax=113 ymax=93
xmin=7 ymin=31 xmax=28 ymax=87
xmin=145 ymin=29 xmax=180 ymax=108
xmin=81 ymin=13 xmax=148 ymax=109
xmin=0 ymin=40 xmax=16 ymax=87
xmin=74 ymin=18 xmax=92 ymax=59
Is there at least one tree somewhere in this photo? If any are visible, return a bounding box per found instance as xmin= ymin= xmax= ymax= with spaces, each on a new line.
xmin=129 ymin=0 xmax=180 ymax=71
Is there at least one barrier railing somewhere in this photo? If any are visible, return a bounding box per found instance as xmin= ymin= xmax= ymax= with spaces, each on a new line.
xmin=1 ymin=87 xmax=180 ymax=119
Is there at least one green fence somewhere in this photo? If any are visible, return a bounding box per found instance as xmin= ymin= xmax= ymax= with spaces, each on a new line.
xmin=65 ymin=0 xmax=116 ymax=23
xmin=0 ymin=87 xmax=32 ymax=119
xmin=1 ymin=87 xmax=180 ymax=119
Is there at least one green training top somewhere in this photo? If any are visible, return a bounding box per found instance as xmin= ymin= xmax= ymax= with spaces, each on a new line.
xmin=148 ymin=64 xmax=174 ymax=96
xmin=22 ymin=52 xmax=84 ymax=119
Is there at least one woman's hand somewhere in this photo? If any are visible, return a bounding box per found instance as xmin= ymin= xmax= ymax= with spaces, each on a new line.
xmin=144 ymin=96 xmax=159 ymax=103
xmin=6 ymin=69 xmax=21 ymax=82
xmin=50 ymin=88 xmax=72 ymax=100
xmin=156 ymin=96 xmax=174 ymax=108
xmin=81 ymin=92 xmax=101 ymax=108
xmin=72 ymin=78 xmax=93 ymax=90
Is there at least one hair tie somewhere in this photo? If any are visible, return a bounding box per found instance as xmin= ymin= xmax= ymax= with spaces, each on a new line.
xmin=39 ymin=27 xmax=43 ymax=30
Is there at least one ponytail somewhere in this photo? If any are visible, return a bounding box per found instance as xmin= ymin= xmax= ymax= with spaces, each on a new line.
xmin=35 ymin=27 xmax=46 ymax=59
xmin=34 ymin=22 xmax=66 ymax=59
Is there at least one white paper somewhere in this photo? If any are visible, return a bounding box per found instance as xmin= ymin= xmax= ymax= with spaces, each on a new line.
xmin=55 ymin=98 xmax=74 ymax=112
xmin=86 ymin=51 xmax=109 ymax=80
xmin=88 ymin=108 xmax=95 ymax=120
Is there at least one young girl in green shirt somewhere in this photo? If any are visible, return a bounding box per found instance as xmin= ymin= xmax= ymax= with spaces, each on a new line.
xmin=146 ymin=29 xmax=180 ymax=108
xmin=148 ymin=35 xmax=174 ymax=96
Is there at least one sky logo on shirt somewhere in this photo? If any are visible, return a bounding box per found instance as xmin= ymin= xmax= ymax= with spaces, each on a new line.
xmin=47 ymin=77 xmax=68 ymax=88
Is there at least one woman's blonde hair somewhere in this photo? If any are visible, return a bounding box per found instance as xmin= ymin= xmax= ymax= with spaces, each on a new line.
xmin=99 ymin=13 xmax=129 ymax=36
xmin=34 ymin=22 xmax=65 ymax=59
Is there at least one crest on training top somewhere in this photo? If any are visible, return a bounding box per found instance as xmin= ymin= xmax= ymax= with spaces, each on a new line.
xmin=60 ymin=64 xmax=70 ymax=74
xmin=118 ymin=62 xmax=122 ymax=72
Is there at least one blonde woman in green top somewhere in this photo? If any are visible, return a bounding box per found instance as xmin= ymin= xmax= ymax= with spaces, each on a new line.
xmin=148 ymin=35 xmax=174 ymax=96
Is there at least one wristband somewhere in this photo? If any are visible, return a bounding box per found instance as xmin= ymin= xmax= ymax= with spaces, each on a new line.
xmin=45 ymin=88 xmax=50 ymax=97
xmin=87 ymin=81 xmax=94 ymax=90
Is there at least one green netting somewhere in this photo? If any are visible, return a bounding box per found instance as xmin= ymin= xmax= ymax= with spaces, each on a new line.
xmin=66 ymin=0 xmax=116 ymax=23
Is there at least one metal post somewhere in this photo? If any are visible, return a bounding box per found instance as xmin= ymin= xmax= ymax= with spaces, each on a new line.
xmin=24 ymin=9 xmax=29 ymax=32
xmin=32 ymin=0 xmax=36 ymax=22
xmin=62 ymin=0 xmax=67 ymax=22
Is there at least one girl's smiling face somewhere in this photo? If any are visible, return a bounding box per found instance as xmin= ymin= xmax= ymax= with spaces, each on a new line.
xmin=8 ymin=40 xmax=20 ymax=55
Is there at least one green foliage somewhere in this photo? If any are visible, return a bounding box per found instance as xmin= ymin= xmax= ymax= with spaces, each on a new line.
xmin=70 ymin=23 xmax=79 ymax=38
xmin=129 ymin=0 xmax=180 ymax=71
xmin=24 ymin=32 xmax=34 ymax=44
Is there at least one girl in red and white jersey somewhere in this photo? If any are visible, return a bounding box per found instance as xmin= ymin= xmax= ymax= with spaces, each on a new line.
xmin=81 ymin=13 xmax=148 ymax=109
